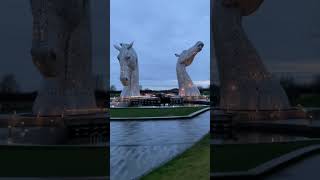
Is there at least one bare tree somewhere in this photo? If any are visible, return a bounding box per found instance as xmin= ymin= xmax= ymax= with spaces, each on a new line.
xmin=197 ymin=85 xmax=204 ymax=91
xmin=110 ymin=85 xmax=117 ymax=91
xmin=280 ymin=75 xmax=295 ymax=89
xmin=0 ymin=74 xmax=20 ymax=93
xmin=312 ymin=74 xmax=320 ymax=90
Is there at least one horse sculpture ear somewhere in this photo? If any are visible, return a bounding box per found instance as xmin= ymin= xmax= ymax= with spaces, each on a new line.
xmin=114 ymin=44 xmax=121 ymax=51
xmin=175 ymin=53 xmax=180 ymax=57
xmin=128 ymin=41 xmax=134 ymax=49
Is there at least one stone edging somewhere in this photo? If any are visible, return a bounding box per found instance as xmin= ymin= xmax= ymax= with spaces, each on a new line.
xmin=211 ymin=144 xmax=320 ymax=178
xmin=110 ymin=107 xmax=210 ymax=121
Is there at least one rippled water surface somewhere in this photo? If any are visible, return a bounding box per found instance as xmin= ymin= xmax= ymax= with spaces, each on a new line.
xmin=212 ymin=131 xmax=311 ymax=144
xmin=110 ymin=111 xmax=210 ymax=180
xmin=0 ymin=127 xmax=107 ymax=145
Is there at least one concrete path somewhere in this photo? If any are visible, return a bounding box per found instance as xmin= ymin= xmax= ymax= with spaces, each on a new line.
xmin=264 ymin=154 xmax=320 ymax=180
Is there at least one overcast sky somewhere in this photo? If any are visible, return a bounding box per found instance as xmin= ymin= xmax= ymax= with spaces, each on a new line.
xmin=0 ymin=0 xmax=107 ymax=92
xmin=110 ymin=0 xmax=210 ymax=90
xmin=242 ymin=0 xmax=320 ymax=84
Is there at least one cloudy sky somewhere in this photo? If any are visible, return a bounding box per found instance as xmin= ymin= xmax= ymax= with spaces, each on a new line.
xmin=242 ymin=0 xmax=320 ymax=84
xmin=0 ymin=0 xmax=108 ymax=92
xmin=110 ymin=0 xmax=210 ymax=90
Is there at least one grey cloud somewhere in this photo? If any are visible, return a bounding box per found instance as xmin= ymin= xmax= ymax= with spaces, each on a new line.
xmin=110 ymin=0 xmax=210 ymax=89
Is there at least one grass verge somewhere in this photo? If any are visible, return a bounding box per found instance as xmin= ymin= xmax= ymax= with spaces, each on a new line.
xmin=211 ymin=140 xmax=320 ymax=173
xmin=141 ymin=134 xmax=209 ymax=180
xmin=110 ymin=106 xmax=206 ymax=118
xmin=0 ymin=145 xmax=108 ymax=177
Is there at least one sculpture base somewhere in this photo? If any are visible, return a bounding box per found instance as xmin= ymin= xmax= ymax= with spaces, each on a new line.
xmin=183 ymin=96 xmax=210 ymax=105
xmin=33 ymin=80 xmax=97 ymax=116
xmin=110 ymin=96 xmax=186 ymax=107
xmin=179 ymin=86 xmax=200 ymax=97
xmin=0 ymin=111 xmax=108 ymax=145
xmin=111 ymin=96 xmax=162 ymax=107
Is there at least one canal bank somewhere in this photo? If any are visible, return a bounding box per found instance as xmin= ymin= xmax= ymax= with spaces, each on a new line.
xmin=141 ymin=134 xmax=209 ymax=180
xmin=110 ymin=106 xmax=209 ymax=120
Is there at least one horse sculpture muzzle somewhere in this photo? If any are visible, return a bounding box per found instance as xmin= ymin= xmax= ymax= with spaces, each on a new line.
xmin=120 ymin=61 xmax=130 ymax=86
xmin=30 ymin=47 xmax=58 ymax=78
xmin=120 ymin=76 xmax=129 ymax=86
xmin=195 ymin=41 xmax=204 ymax=53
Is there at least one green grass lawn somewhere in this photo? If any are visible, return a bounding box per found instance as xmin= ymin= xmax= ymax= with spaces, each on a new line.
xmin=211 ymin=140 xmax=320 ymax=173
xmin=141 ymin=134 xmax=210 ymax=180
xmin=110 ymin=106 xmax=207 ymax=118
xmin=0 ymin=145 xmax=108 ymax=177
xmin=296 ymin=94 xmax=320 ymax=107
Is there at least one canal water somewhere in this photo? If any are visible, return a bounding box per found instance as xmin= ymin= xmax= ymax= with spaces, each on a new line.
xmin=110 ymin=111 xmax=210 ymax=180
xmin=212 ymin=131 xmax=311 ymax=144
xmin=0 ymin=127 xmax=107 ymax=145
xmin=0 ymin=127 xmax=68 ymax=144
xmin=212 ymin=112 xmax=320 ymax=145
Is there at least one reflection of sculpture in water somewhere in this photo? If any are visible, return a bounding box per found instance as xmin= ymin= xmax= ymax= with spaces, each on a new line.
xmin=213 ymin=0 xmax=290 ymax=110
xmin=114 ymin=42 xmax=140 ymax=98
xmin=30 ymin=0 xmax=96 ymax=116
xmin=175 ymin=41 xmax=204 ymax=97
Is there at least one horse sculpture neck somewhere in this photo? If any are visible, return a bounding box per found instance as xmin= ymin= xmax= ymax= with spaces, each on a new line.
xmin=176 ymin=59 xmax=199 ymax=96
xmin=213 ymin=0 xmax=290 ymax=110
xmin=176 ymin=41 xmax=204 ymax=97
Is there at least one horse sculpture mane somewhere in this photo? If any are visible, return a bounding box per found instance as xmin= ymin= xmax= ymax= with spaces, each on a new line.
xmin=176 ymin=41 xmax=204 ymax=97
xmin=213 ymin=0 xmax=290 ymax=110
xmin=114 ymin=42 xmax=140 ymax=98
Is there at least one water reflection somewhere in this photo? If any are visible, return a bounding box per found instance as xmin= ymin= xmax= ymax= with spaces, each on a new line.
xmin=110 ymin=111 xmax=209 ymax=180
xmin=212 ymin=131 xmax=310 ymax=144
xmin=0 ymin=127 xmax=68 ymax=144
xmin=0 ymin=127 xmax=107 ymax=145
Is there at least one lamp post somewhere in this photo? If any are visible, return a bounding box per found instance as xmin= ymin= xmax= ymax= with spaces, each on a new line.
xmin=256 ymin=86 xmax=260 ymax=112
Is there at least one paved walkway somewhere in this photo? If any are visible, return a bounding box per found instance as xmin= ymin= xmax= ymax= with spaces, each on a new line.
xmin=264 ymin=154 xmax=320 ymax=180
